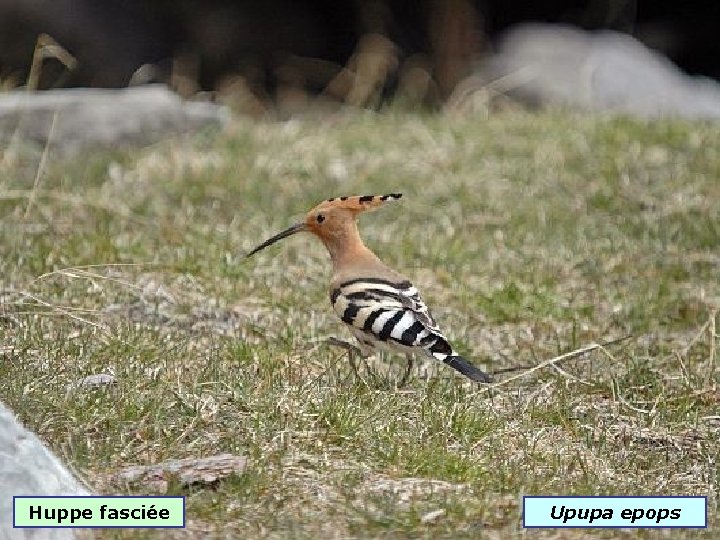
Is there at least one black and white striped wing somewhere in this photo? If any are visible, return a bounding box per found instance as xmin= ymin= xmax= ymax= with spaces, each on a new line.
xmin=330 ymin=277 xmax=493 ymax=383
xmin=330 ymin=277 xmax=441 ymax=349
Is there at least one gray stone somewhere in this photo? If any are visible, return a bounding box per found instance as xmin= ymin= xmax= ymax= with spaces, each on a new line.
xmin=66 ymin=373 xmax=117 ymax=392
xmin=0 ymin=85 xmax=229 ymax=154
xmin=0 ymin=401 xmax=90 ymax=540
xmin=485 ymin=24 xmax=720 ymax=119
xmin=109 ymin=454 xmax=248 ymax=492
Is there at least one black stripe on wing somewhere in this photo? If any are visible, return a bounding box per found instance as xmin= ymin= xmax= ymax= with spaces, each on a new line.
xmin=330 ymin=277 xmax=442 ymax=342
xmin=337 ymin=277 xmax=414 ymax=290
xmin=400 ymin=320 xmax=425 ymax=344
xmin=363 ymin=309 xmax=383 ymax=332
xmin=378 ymin=311 xmax=406 ymax=340
xmin=341 ymin=303 xmax=361 ymax=324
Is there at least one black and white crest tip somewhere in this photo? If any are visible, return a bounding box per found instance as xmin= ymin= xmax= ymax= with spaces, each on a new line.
xmin=325 ymin=193 xmax=402 ymax=205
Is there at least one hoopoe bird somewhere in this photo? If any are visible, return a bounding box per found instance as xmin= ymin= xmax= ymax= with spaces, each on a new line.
xmin=245 ymin=194 xmax=492 ymax=385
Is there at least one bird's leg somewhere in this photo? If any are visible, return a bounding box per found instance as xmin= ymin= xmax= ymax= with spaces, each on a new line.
xmin=397 ymin=353 xmax=414 ymax=387
xmin=326 ymin=337 xmax=363 ymax=380
xmin=326 ymin=337 xmax=361 ymax=354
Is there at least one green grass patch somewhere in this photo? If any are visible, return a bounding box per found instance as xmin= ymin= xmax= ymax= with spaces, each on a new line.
xmin=1 ymin=109 xmax=718 ymax=538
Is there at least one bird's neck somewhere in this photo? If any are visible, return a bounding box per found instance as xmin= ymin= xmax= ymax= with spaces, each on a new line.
xmin=322 ymin=223 xmax=383 ymax=273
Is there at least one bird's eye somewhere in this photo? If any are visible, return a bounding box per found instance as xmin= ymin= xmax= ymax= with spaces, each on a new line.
xmin=316 ymin=214 xmax=325 ymax=224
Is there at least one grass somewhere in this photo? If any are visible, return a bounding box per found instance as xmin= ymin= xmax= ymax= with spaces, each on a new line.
xmin=1 ymin=108 xmax=719 ymax=538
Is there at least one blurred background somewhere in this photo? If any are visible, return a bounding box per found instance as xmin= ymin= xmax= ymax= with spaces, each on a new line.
xmin=1 ymin=0 xmax=718 ymax=108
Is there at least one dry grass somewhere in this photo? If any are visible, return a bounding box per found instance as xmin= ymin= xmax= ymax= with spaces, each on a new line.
xmin=1 ymin=109 xmax=718 ymax=538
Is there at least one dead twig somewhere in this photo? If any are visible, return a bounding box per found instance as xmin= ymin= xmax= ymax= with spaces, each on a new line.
xmin=24 ymin=111 xmax=58 ymax=219
xmin=475 ymin=335 xmax=632 ymax=393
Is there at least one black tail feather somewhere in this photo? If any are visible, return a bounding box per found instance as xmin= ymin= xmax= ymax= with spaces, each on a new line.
xmin=429 ymin=337 xmax=492 ymax=383
xmin=444 ymin=355 xmax=493 ymax=383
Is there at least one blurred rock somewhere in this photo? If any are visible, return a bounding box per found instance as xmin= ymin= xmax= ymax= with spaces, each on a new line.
xmin=420 ymin=508 xmax=446 ymax=524
xmin=108 ymin=454 xmax=248 ymax=492
xmin=67 ymin=373 xmax=117 ymax=392
xmin=0 ymin=85 xmax=229 ymax=154
xmin=486 ymin=24 xmax=720 ymax=119
xmin=0 ymin=401 xmax=90 ymax=540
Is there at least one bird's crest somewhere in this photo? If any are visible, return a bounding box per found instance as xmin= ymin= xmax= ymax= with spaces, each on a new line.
xmin=313 ymin=193 xmax=402 ymax=214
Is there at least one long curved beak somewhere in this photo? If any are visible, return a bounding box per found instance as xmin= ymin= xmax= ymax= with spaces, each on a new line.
xmin=245 ymin=222 xmax=306 ymax=258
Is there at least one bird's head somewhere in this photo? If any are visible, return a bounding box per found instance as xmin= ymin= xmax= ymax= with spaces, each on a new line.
xmin=245 ymin=193 xmax=402 ymax=257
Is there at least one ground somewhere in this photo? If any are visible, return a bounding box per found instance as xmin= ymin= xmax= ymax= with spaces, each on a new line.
xmin=1 ymin=108 xmax=718 ymax=538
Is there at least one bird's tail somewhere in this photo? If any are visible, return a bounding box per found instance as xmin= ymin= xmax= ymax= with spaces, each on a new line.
xmin=429 ymin=338 xmax=492 ymax=383
xmin=444 ymin=354 xmax=493 ymax=383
